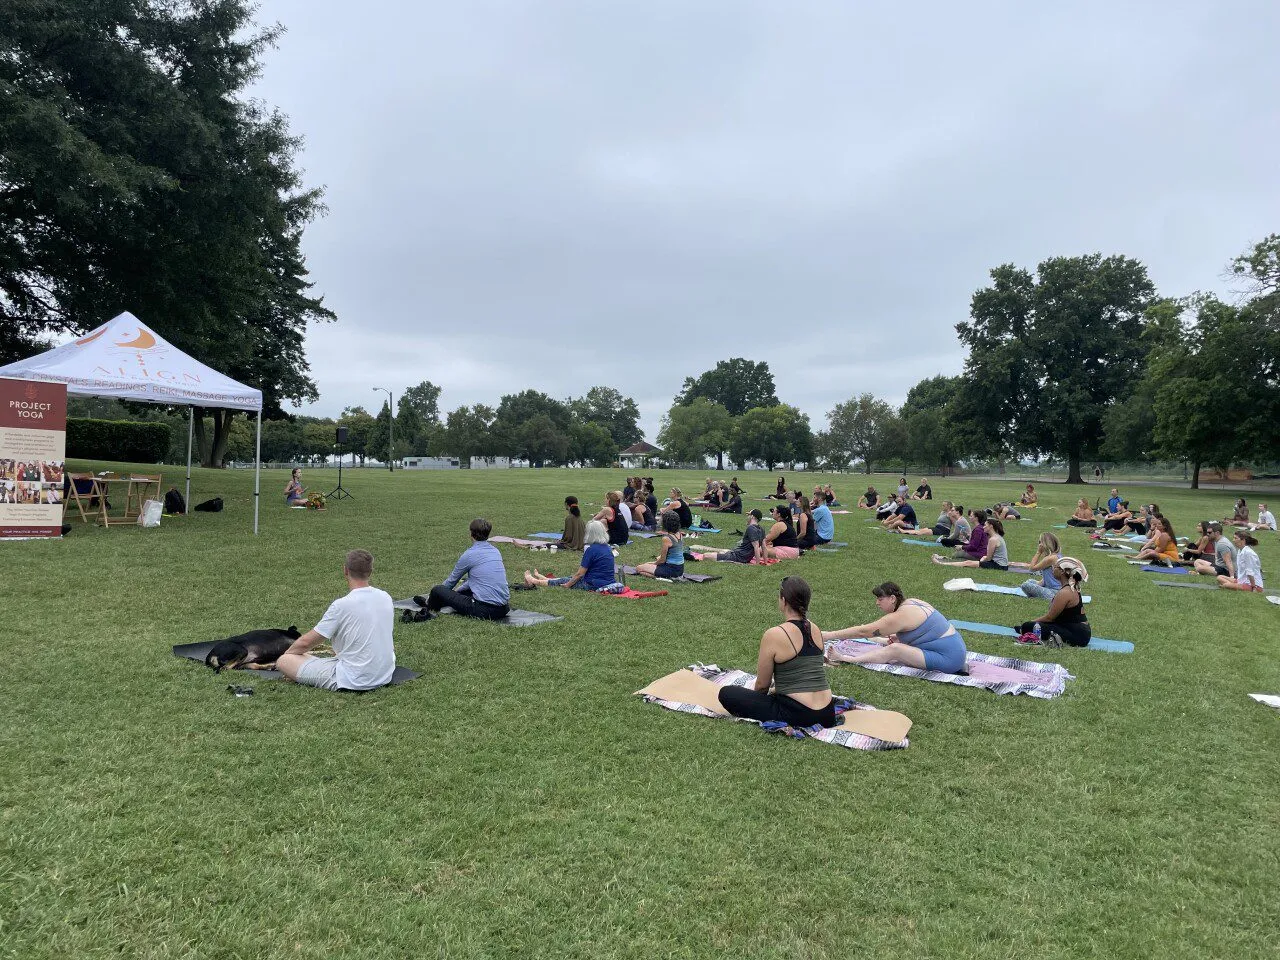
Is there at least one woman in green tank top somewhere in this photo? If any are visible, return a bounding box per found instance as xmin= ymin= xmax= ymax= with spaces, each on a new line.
xmin=717 ymin=576 xmax=836 ymax=728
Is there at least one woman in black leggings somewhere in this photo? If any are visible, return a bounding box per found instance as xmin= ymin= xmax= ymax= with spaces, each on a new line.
xmin=1015 ymin=557 xmax=1092 ymax=648
xmin=718 ymin=576 xmax=836 ymax=728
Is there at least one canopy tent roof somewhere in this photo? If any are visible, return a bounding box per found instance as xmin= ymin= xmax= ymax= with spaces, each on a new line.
xmin=0 ymin=312 xmax=261 ymax=411
xmin=621 ymin=441 xmax=661 ymax=454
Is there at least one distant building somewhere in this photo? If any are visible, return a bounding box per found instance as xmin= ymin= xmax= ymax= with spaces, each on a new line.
xmin=402 ymin=456 xmax=460 ymax=470
xmin=469 ymin=457 xmax=514 ymax=469
xmin=620 ymin=441 xmax=661 ymax=469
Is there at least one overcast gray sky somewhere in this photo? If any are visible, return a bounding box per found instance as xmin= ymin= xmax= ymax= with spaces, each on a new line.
xmin=252 ymin=0 xmax=1280 ymax=440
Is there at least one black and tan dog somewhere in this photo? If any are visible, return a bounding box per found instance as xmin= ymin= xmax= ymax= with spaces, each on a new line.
xmin=204 ymin=627 xmax=302 ymax=673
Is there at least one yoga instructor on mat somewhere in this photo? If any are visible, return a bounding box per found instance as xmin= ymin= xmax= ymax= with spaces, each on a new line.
xmin=718 ymin=576 xmax=836 ymax=729
xmin=822 ymin=582 xmax=967 ymax=674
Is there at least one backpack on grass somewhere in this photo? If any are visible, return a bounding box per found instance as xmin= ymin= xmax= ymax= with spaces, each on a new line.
xmin=194 ymin=497 xmax=224 ymax=513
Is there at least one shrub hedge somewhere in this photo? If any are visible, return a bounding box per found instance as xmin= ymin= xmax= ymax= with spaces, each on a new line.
xmin=66 ymin=418 xmax=172 ymax=464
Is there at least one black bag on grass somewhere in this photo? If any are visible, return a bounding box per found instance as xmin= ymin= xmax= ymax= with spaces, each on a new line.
xmin=164 ymin=488 xmax=186 ymax=514
xmin=194 ymin=497 xmax=224 ymax=512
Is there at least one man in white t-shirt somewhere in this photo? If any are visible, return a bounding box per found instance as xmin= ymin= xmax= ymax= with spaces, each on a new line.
xmin=277 ymin=549 xmax=396 ymax=692
xmin=1249 ymin=503 xmax=1277 ymax=532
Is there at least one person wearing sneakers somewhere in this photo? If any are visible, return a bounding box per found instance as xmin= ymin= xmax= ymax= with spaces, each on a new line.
xmin=415 ymin=518 xmax=511 ymax=621
xmin=1014 ymin=557 xmax=1091 ymax=648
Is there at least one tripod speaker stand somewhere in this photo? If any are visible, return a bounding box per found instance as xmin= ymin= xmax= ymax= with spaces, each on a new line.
xmin=328 ymin=426 xmax=354 ymax=500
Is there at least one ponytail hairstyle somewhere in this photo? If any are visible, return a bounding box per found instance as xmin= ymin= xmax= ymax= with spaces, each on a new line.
xmin=871 ymin=581 xmax=905 ymax=611
xmin=565 ymin=495 xmax=580 ymax=518
xmin=779 ymin=576 xmax=811 ymax=617
xmin=987 ymin=517 xmax=1005 ymax=537
xmin=606 ymin=490 xmax=621 ymax=508
xmin=971 ymin=508 xmax=987 ymax=526
xmin=1197 ymin=520 xmax=1211 ymax=538
xmin=1236 ymin=531 xmax=1259 ymax=547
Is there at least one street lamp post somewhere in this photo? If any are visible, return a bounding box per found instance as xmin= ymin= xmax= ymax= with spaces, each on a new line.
xmin=373 ymin=386 xmax=394 ymax=471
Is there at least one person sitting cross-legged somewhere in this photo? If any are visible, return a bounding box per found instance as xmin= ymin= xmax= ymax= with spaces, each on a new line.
xmin=695 ymin=509 xmax=767 ymax=564
xmin=1066 ymin=497 xmax=1097 ymax=527
xmin=717 ymin=576 xmax=836 ymax=729
xmin=1014 ymin=557 xmax=1091 ymax=648
xmin=276 ymin=549 xmax=396 ymax=692
xmin=1218 ymin=531 xmax=1265 ymax=591
xmin=415 ymin=518 xmax=511 ymax=621
xmin=1192 ymin=522 xmax=1236 ymax=578
xmin=881 ymin=494 xmax=917 ymax=531
xmin=525 ymin=520 xmax=620 ymax=590
xmin=634 ymin=511 xmax=686 ymax=579
xmin=823 ymin=581 xmax=967 ymax=674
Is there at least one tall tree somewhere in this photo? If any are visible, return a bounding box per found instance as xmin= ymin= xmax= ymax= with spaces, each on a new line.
xmin=568 ymin=421 xmax=617 ymax=467
xmin=825 ymin=394 xmax=903 ymax=474
xmin=568 ymin=386 xmax=642 ymax=449
xmin=435 ymin=404 xmax=496 ymax=464
xmin=399 ymin=381 xmax=442 ymax=423
xmin=957 ymin=255 xmax=1155 ymax=482
xmin=492 ymin=390 xmax=570 ymax=459
xmin=902 ymin=375 xmax=961 ymax=474
xmin=675 ymin=358 xmax=779 ymax=418
xmin=657 ymin=399 xmax=733 ymax=467
xmin=0 ymin=1 xmax=334 ymax=463
xmin=338 ymin=406 xmax=376 ymax=464
xmin=730 ymin=405 xmax=813 ymax=472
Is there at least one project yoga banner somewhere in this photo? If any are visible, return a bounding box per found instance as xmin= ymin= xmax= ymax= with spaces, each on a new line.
xmin=0 ymin=378 xmax=67 ymax=539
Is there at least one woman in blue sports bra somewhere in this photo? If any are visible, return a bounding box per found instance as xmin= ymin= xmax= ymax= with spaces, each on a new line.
xmin=822 ymin=581 xmax=967 ymax=674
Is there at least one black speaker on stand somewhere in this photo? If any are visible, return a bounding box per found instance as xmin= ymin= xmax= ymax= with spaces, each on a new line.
xmin=328 ymin=426 xmax=353 ymax=500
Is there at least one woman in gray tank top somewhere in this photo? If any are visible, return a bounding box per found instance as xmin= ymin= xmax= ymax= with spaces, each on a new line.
xmin=717 ymin=576 xmax=836 ymax=729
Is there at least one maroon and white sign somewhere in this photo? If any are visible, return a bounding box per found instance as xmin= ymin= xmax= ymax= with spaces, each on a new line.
xmin=0 ymin=378 xmax=67 ymax=538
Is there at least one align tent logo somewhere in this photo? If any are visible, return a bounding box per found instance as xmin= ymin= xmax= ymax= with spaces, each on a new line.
xmin=24 ymin=384 xmax=38 ymax=402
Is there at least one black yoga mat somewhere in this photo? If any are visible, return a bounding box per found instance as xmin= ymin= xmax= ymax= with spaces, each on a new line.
xmin=172 ymin=642 xmax=420 ymax=686
xmin=392 ymin=598 xmax=563 ymax=626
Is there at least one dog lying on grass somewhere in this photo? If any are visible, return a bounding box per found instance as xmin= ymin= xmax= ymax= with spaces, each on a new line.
xmin=205 ymin=627 xmax=302 ymax=673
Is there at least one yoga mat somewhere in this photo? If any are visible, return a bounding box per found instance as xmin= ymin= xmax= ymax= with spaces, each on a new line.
xmin=621 ymin=566 xmax=721 ymax=584
xmin=629 ymin=531 xmax=659 ymax=539
xmin=635 ymin=667 xmax=912 ymax=746
xmin=1142 ymin=565 xmax=1190 ymax=574
xmin=825 ymin=640 xmax=1073 ymax=699
xmin=902 ymin=538 xmax=940 ymax=547
xmin=825 ymin=541 xmax=849 ymax=548
xmin=1249 ymin=693 xmax=1280 ymax=709
xmin=392 ymin=598 xmax=563 ymax=626
xmin=943 ymin=578 xmax=1091 ymax=602
xmin=1154 ymin=580 xmax=1217 ymax=590
xmin=687 ymin=526 xmax=722 ymax=534
xmin=602 ymin=587 xmax=668 ymax=599
xmin=1052 ymin=524 xmax=1068 ymax=529
xmin=491 ymin=536 xmax=558 ymax=549
xmin=948 ymin=620 xmax=1133 ymax=654
xmin=172 ymin=642 xmax=420 ymax=686
xmin=530 ymin=532 xmax=562 ymax=540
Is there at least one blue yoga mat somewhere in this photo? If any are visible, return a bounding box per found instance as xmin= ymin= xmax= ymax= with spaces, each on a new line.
xmin=902 ymin=538 xmax=939 ymax=547
xmin=949 ymin=620 xmax=1133 ymax=654
xmin=531 ymin=532 xmax=561 ymax=540
xmin=1142 ymin=565 xmax=1189 ymax=574
xmin=972 ymin=583 xmax=1091 ymax=603
xmin=688 ymin=527 xmax=722 ymax=534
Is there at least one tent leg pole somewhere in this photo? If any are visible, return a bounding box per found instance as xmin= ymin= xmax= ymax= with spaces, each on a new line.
xmin=253 ymin=409 xmax=262 ymax=535
xmin=185 ymin=408 xmax=194 ymax=514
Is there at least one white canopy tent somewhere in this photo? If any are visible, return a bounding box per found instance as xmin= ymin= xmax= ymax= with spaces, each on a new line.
xmin=0 ymin=312 xmax=266 ymax=533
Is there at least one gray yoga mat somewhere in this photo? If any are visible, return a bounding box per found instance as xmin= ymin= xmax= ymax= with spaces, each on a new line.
xmin=172 ymin=642 xmax=420 ymax=686
xmin=393 ymin=598 xmax=563 ymax=626
xmin=1154 ymin=580 xmax=1280 ymax=596
xmin=621 ymin=566 xmax=721 ymax=584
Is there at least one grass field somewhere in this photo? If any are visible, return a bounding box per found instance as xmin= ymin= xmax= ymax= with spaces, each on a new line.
xmin=3 ymin=464 xmax=1278 ymax=959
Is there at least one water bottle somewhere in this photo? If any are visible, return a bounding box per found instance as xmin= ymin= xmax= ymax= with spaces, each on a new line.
xmin=1032 ymin=623 xmax=1042 ymax=639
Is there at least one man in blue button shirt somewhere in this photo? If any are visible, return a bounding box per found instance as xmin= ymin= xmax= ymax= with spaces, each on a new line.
xmin=811 ymin=499 xmax=835 ymax=545
xmin=415 ymin=518 xmax=511 ymax=620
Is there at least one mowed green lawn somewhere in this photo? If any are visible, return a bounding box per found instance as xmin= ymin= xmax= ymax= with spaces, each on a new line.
xmin=3 ymin=464 xmax=1278 ymax=959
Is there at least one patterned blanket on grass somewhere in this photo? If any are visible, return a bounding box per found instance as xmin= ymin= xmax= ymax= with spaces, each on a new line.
xmin=639 ymin=664 xmax=908 ymax=751
xmin=824 ymin=640 xmax=1073 ymax=699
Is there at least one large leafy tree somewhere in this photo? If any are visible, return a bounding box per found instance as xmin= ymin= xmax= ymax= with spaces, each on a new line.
xmin=675 ymin=358 xmax=779 ymax=418
xmin=0 ymin=1 xmax=334 ymax=464
xmin=568 ymin=421 xmax=617 ymax=467
xmin=657 ymin=399 xmax=733 ymax=467
xmin=569 ymin=386 xmax=642 ymax=449
xmin=825 ymin=393 xmax=903 ymax=474
xmin=338 ymin=406 xmax=376 ymax=464
xmin=492 ymin=390 xmax=570 ymax=461
xmin=730 ymin=405 xmax=813 ymax=472
xmin=956 ymin=255 xmax=1155 ymax=482
xmin=901 ymin=375 xmax=961 ymax=474
xmin=435 ymin=404 xmax=496 ymax=464
xmin=399 ymin=381 xmax=442 ymax=423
